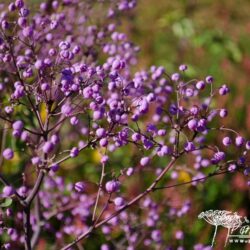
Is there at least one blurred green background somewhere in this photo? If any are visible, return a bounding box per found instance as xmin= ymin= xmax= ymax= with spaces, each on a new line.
xmin=124 ymin=0 xmax=250 ymax=134
xmin=124 ymin=1 xmax=250 ymax=249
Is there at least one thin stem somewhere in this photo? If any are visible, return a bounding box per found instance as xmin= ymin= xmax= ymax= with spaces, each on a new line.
xmin=25 ymin=170 xmax=45 ymax=205
xmin=60 ymin=157 xmax=177 ymax=250
xmin=31 ymin=196 xmax=42 ymax=248
xmin=211 ymin=225 xmax=218 ymax=247
xmin=0 ymin=114 xmax=42 ymax=136
xmin=0 ymin=121 xmax=7 ymax=170
xmin=92 ymin=162 xmax=106 ymax=221
xmin=93 ymin=193 xmax=112 ymax=226
xmin=23 ymin=205 xmax=32 ymax=250
xmin=153 ymin=170 xmax=230 ymax=190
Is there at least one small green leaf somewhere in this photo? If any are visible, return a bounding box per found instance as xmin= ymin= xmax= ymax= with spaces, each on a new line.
xmin=0 ymin=197 xmax=13 ymax=208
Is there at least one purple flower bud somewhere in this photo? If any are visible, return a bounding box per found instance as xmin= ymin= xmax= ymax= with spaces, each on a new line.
xmin=114 ymin=197 xmax=124 ymax=207
xmin=15 ymin=0 xmax=24 ymax=9
xmin=3 ymin=243 xmax=11 ymax=250
xmin=185 ymin=88 xmax=194 ymax=97
xmin=59 ymin=41 xmax=70 ymax=50
xmin=22 ymin=26 xmax=33 ymax=37
xmin=146 ymin=93 xmax=155 ymax=102
xmin=179 ymin=64 xmax=187 ymax=71
xmin=7 ymin=228 xmax=14 ymax=235
xmin=1 ymin=20 xmax=9 ymax=30
xmin=70 ymin=147 xmax=79 ymax=158
xmin=140 ymin=156 xmax=150 ymax=166
xmin=171 ymin=73 xmax=180 ymax=82
xmin=6 ymin=208 xmax=13 ymax=217
xmin=243 ymin=168 xmax=250 ymax=176
xmin=20 ymin=8 xmax=30 ymax=17
xmin=219 ymin=109 xmax=228 ymax=118
xmin=196 ymin=81 xmax=205 ymax=90
xmin=34 ymin=60 xmax=43 ymax=69
xmin=96 ymin=128 xmax=106 ymax=138
xmin=157 ymin=129 xmax=166 ymax=136
xmin=3 ymin=148 xmax=14 ymax=160
xmin=190 ymin=106 xmax=199 ymax=115
xmin=184 ymin=142 xmax=195 ymax=152
xmin=51 ymin=134 xmax=60 ymax=144
xmin=211 ymin=151 xmax=225 ymax=164
xmin=188 ymin=119 xmax=198 ymax=130
xmin=157 ymin=145 xmax=171 ymax=157
xmin=70 ymin=116 xmax=79 ymax=125
xmin=151 ymin=230 xmax=162 ymax=242
xmin=74 ymin=182 xmax=85 ymax=193
xmin=228 ymin=164 xmax=236 ymax=172
xmin=205 ymin=76 xmax=214 ymax=84
xmin=17 ymin=17 xmax=27 ymax=27
xmin=112 ymin=59 xmax=121 ymax=70
xmin=139 ymin=98 xmax=149 ymax=114
xmin=105 ymin=180 xmax=120 ymax=193
xmin=235 ymin=136 xmax=244 ymax=147
xmin=72 ymin=45 xmax=80 ymax=54
xmin=49 ymin=48 xmax=57 ymax=56
xmin=100 ymin=138 xmax=108 ymax=147
xmin=41 ymin=83 xmax=50 ymax=91
xmin=51 ymin=163 xmax=59 ymax=172
xmin=132 ymin=133 xmax=141 ymax=142
xmin=222 ymin=137 xmax=232 ymax=146
xmin=126 ymin=167 xmax=134 ymax=176
xmin=42 ymin=142 xmax=54 ymax=154
xmin=12 ymin=130 xmax=21 ymax=138
xmin=101 ymin=155 xmax=109 ymax=164
xmin=8 ymin=3 xmax=16 ymax=11
xmin=5 ymin=106 xmax=14 ymax=114
xmin=219 ymin=85 xmax=230 ymax=95
xmin=12 ymin=120 xmax=24 ymax=131
xmin=31 ymin=156 xmax=41 ymax=165
xmin=101 ymin=244 xmax=110 ymax=250
xmin=175 ymin=230 xmax=184 ymax=240
xmin=18 ymin=186 xmax=27 ymax=197
xmin=2 ymin=186 xmax=14 ymax=197
xmin=246 ymin=141 xmax=250 ymax=150
xmin=61 ymin=104 xmax=72 ymax=116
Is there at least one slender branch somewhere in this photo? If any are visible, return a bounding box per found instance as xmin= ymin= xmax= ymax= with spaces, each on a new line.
xmin=23 ymin=205 xmax=32 ymax=250
xmin=0 ymin=121 xmax=7 ymax=170
xmin=0 ymin=114 xmax=42 ymax=136
xmin=31 ymin=196 xmax=42 ymax=248
xmin=60 ymin=157 xmax=177 ymax=250
xmin=48 ymin=139 xmax=97 ymax=168
xmin=92 ymin=162 xmax=106 ymax=221
xmin=93 ymin=193 xmax=112 ymax=226
xmin=153 ymin=170 xmax=230 ymax=190
xmin=25 ymin=170 xmax=45 ymax=205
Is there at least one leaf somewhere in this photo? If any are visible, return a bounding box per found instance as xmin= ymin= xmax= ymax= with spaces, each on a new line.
xmin=0 ymin=197 xmax=13 ymax=208
xmin=40 ymin=102 xmax=47 ymax=124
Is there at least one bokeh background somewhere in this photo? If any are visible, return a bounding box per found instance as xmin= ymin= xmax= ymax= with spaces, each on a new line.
xmin=0 ymin=0 xmax=250 ymax=249
xmin=124 ymin=1 xmax=250 ymax=249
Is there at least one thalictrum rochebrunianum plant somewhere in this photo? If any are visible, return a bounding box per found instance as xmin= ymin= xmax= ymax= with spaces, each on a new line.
xmin=0 ymin=0 xmax=249 ymax=249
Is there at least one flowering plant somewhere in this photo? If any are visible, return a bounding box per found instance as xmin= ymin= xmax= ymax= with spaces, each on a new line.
xmin=0 ymin=0 xmax=249 ymax=249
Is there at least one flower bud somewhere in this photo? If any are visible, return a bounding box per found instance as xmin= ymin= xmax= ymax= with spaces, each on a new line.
xmin=3 ymin=148 xmax=14 ymax=160
xmin=42 ymin=142 xmax=54 ymax=154
xmin=74 ymin=182 xmax=85 ymax=193
xmin=140 ymin=156 xmax=150 ymax=166
xmin=105 ymin=180 xmax=120 ymax=193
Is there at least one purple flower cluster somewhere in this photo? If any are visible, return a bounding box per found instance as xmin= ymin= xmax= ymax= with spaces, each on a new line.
xmin=0 ymin=0 xmax=249 ymax=249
